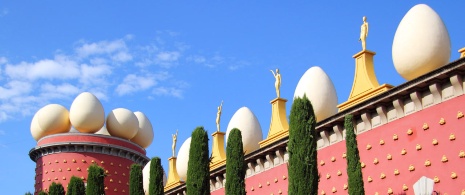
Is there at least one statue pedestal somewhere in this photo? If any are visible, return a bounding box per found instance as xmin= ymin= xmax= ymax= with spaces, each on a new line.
xmin=164 ymin=157 xmax=184 ymax=191
xmin=459 ymin=47 xmax=465 ymax=58
xmin=259 ymin=98 xmax=289 ymax=148
xmin=210 ymin=131 xmax=227 ymax=170
xmin=338 ymin=50 xmax=393 ymax=111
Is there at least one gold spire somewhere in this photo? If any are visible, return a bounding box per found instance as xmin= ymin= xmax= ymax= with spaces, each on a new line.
xmin=259 ymin=97 xmax=289 ymax=147
xmin=337 ymin=50 xmax=393 ymax=111
xmin=164 ymin=157 xmax=183 ymax=191
xmin=459 ymin=47 xmax=465 ymax=58
xmin=210 ymin=131 xmax=227 ymax=170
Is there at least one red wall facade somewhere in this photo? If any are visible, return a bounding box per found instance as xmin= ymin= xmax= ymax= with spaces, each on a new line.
xmin=214 ymin=95 xmax=465 ymax=195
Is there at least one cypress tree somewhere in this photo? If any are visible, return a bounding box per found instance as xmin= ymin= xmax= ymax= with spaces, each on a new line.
xmin=48 ymin=182 xmax=65 ymax=195
xmin=130 ymin=164 xmax=144 ymax=195
xmin=186 ymin=126 xmax=210 ymax=195
xmin=38 ymin=191 xmax=48 ymax=195
xmin=288 ymin=95 xmax=318 ymax=195
xmin=148 ymin=157 xmax=164 ymax=195
xmin=225 ymin=128 xmax=246 ymax=195
xmin=25 ymin=192 xmax=33 ymax=195
xmin=66 ymin=176 xmax=85 ymax=195
xmin=345 ymin=114 xmax=365 ymax=194
xmin=86 ymin=164 xmax=105 ymax=195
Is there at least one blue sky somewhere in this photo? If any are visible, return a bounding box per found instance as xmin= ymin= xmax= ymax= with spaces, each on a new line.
xmin=1 ymin=1 xmax=465 ymax=194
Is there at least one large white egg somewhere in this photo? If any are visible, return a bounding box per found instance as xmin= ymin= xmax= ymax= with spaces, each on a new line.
xmin=95 ymin=125 xmax=110 ymax=136
xmin=131 ymin=112 xmax=154 ymax=148
xmin=293 ymin=66 xmax=338 ymax=122
xmin=142 ymin=160 xmax=167 ymax=194
xmin=106 ymin=108 xmax=139 ymax=139
xmin=176 ymin=137 xmax=191 ymax=181
xmin=392 ymin=4 xmax=451 ymax=81
xmin=30 ymin=112 xmax=44 ymax=141
xmin=35 ymin=104 xmax=71 ymax=139
xmin=226 ymin=107 xmax=263 ymax=155
xmin=69 ymin=92 xmax=105 ymax=133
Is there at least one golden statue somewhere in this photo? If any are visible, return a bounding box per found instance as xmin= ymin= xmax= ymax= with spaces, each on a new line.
xmin=171 ymin=130 xmax=178 ymax=157
xmin=359 ymin=16 xmax=368 ymax=50
xmin=270 ymin=69 xmax=281 ymax=98
xmin=216 ymin=101 xmax=223 ymax=132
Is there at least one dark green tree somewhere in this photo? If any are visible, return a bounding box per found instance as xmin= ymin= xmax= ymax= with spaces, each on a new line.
xmin=345 ymin=114 xmax=365 ymax=194
xmin=148 ymin=157 xmax=164 ymax=195
xmin=66 ymin=176 xmax=86 ymax=195
xmin=86 ymin=164 xmax=105 ymax=195
xmin=48 ymin=182 xmax=65 ymax=195
xmin=24 ymin=192 xmax=33 ymax=195
xmin=288 ymin=95 xmax=319 ymax=195
xmin=38 ymin=191 xmax=48 ymax=195
xmin=225 ymin=128 xmax=246 ymax=195
xmin=130 ymin=164 xmax=144 ymax=195
xmin=186 ymin=126 xmax=210 ymax=195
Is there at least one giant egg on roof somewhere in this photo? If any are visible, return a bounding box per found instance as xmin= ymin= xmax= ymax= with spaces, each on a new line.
xmin=176 ymin=137 xmax=191 ymax=181
xmin=131 ymin=111 xmax=154 ymax=148
xmin=69 ymin=92 xmax=105 ymax=133
xmin=143 ymin=160 xmax=167 ymax=194
xmin=226 ymin=107 xmax=263 ymax=155
xmin=106 ymin=108 xmax=139 ymax=140
xmin=294 ymin=66 xmax=338 ymax=122
xmin=31 ymin=104 xmax=71 ymax=141
xmin=392 ymin=4 xmax=451 ymax=81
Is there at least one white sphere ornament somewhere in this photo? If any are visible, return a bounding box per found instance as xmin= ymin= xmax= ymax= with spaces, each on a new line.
xmin=30 ymin=112 xmax=44 ymax=141
xmin=106 ymin=108 xmax=139 ymax=139
xmin=176 ymin=137 xmax=191 ymax=181
xmin=69 ymin=92 xmax=105 ymax=133
xmin=143 ymin=160 xmax=167 ymax=194
xmin=294 ymin=66 xmax=338 ymax=122
xmin=31 ymin=104 xmax=71 ymax=141
xmin=392 ymin=4 xmax=451 ymax=81
xmin=226 ymin=107 xmax=263 ymax=155
xmin=131 ymin=112 xmax=154 ymax=148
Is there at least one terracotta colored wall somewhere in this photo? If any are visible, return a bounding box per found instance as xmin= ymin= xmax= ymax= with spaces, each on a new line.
xmin=34 ymin=153 xmax=134 ymax=194
xmin=33 ymin=135 xmax=147 ymax=195
xmin=319 ymin=95 xmax=465 ymax=195
xmin=214 ymin=95 xmax=465 ymax=195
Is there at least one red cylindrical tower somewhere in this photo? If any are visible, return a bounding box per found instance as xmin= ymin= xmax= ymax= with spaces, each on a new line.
xmin=29 ymin=133 xmax=149 ymax=195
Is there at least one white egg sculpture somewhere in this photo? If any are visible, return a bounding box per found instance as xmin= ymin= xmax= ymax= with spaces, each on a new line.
xmin=226 ymin=107 xmax=263 ymax=155
xmin=30 ymin=112 xmax=44 ymax=141
xmin=131 ymin=112 xmax=154 ymax=148
xmin=31 ymin=104 xmax=71 ymax=141
xmin=392 ymin=4 xmax=451 ymax=81
xmin=95 ymin=125 xmax=110 ymax=136
xmin=106 ymin=108 xmax=139 ymax=139
xmin=69 ymin=92 xmax=105 ymax=133
xmin=142 ymin=160 xmax=167 ymax=194
xmin=294 ymin=66 xmax=338 ymax=122
xmin=176 ymin=137 xmax=191 ymax=181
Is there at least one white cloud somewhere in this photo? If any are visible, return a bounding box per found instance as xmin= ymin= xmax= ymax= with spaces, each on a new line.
xmin=0 ymin=80 xmax=32 ymax=100
xmin=116 ymin=72 xmax=170 ymax=96
xmin=5 ymin=56 xmax=80 ymax=80
xmin=116 ymin=74 xmax=157 ymax=96
xmin=153 ymin=87 xmax=184 ymax=98
xmin=0 ymin=57 xmax=7 ymax=64
xmin=0 ymin=112 xmax=7 ymax=122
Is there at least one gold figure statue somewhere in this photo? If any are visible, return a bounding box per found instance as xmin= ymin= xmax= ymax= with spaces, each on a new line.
xmin=270 ymin=69 xmax=281 ymax=98
xmin=216 ymin=101 xmax=223 ymax=132
xmin=171 ymin=130 xmax=178 ymax=157
xmin=359 ymin=16 xmax=369 ymax=50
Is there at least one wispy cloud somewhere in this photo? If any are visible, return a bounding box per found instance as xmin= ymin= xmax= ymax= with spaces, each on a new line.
xmin=0 ymin=8 xmax=8 ymax=17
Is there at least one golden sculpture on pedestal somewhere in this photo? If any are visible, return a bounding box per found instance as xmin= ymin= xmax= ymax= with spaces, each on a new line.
xmin=171 ymin=130 xmax=178 ymax=157
xmin=359 ymin=16 xmax=369 ymax=50
xmin=216 ymin=101 xmax=223 ymax=132
xmin=270 ymin=69 xmax=281 ymax=98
